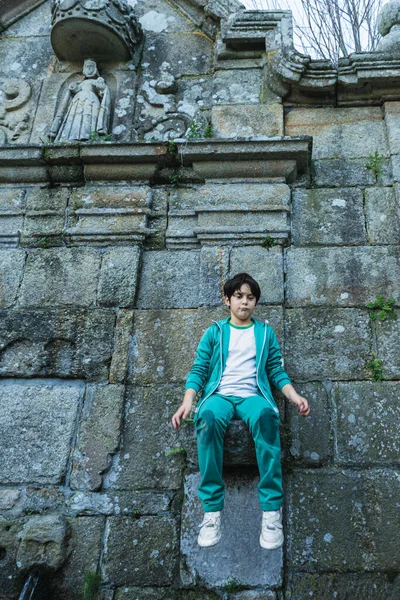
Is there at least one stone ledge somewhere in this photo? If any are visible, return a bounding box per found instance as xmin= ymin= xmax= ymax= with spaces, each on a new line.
xmin=0 ymin=138 xmax=312 ymax=184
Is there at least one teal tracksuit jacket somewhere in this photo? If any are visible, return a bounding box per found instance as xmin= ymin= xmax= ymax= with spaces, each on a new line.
xmin=185 ymin=317 xmax=291 ymax=419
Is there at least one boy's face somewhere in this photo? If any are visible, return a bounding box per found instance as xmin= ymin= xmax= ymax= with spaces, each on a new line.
xmin=224 ymin=283 xmax=257 ymax=326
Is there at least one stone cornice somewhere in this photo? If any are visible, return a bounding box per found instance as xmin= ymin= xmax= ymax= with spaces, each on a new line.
xmin=0 ymin=138 xmax=312 ymax=185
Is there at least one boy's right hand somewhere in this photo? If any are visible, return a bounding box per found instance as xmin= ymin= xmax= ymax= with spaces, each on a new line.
xmin=172 ymin=400 xmax=192 ymax=429
xmin=172 ymin=389 xmax=196 ymax=429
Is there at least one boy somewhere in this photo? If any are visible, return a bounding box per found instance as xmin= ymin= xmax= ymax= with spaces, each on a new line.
xmin=172 ymin=273 xmax=309 ymax=549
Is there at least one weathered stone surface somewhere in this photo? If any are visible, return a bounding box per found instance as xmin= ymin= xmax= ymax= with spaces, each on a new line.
xmin=18 ymin=248 xmax=101 ymax=307
xmin=178 ymin=76 xmax=213 ymax=111
xmin=287 ymin=469 xmax=400 ymax=571
xmin=0 ymin=379 xmax=83 ymax=484
xmin=292 ymin=188 xmax=366 ymax=246
xmin=136 ymin=250 xmax=200 ymax=308
xmin=285 ymin=308 xmax=370 ymax=380
xmin=230 ymin=246 xmax=284 ymax=304
xmin=21 ymin=187 xmax=68 ymax=246
xmin=286 ymin=572 xmax=400 ymax=600
xmin=106 ymin=385 xmax=185 ymax=490
xmin=0 ymin=309 xmax=115 ymax=381
xmin=128 ymin=306 xmax=284 ymax=385
xmin=110 ymin=310 xmax=134 ymax=384
xmin=115 ymin=587 xmax=220 ymax=600
xmin=0 ymin=489 xmax=20 ymax=510
xmin=334 ymin=382 xmax=400 ymax=465
xmin=375 ymin=314 xmax=400 ymax=379
xmin=68 ymin=490 xmax=172 ymax=517
xmin=212 ymin=104 xmax=283 ymax=138
xmin=0 ymin=249 xmax=25 ymax=307
xmin=286 ymin=107 xmax=388 ymax=160
xmin=98 ymin=246 xmax=141 ymax=307
xmin=384 ymin=101 xmax=400 ymax=154
xmin=16 ymin=515 xmax=67 ymax=571
xmin=141 ymin=32 xmax=213 ymax=78
xmin=102 ymin=516 xmax=179 ymax=586
xmin=0 ymin=188 xmax=25 ymax=245
xmin=146 ymin=187 xmax=168 ymax=249
xmin=71 ymin=384 xmax=125 ymax=491
xmin=365 ymin=186 xmax=400 ymax=245
xmin=21 ymin=487 xmax=64 ymax=517
xmin=54 ymin=517 xmax=104 ymax=600
xmin=286 ymin=247 xmax=400 ymax=307
xmin=0 ymin=519 xmax=25 ymax=599
xmin=181 ymin=472 xmax=282 ymax=588
xmin=287 ymin=382 xmax=333 ymax=466
xmin=199 ymin=246 xmax=229 ymax=305
xmin=212 ymin=69 xmax=262 ymax=104
xmin=312 ymin=158 xmax=392 ymax=187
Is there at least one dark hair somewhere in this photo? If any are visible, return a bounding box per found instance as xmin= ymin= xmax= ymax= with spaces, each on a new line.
xmin=223 ymin=273 xmax=261 ymax=304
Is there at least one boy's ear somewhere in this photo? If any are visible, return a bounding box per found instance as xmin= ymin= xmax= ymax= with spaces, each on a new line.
xmin=223 ymin=295 xmax=230 ymax=307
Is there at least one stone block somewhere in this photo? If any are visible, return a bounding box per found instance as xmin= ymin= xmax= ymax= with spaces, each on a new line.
xmin=3 ymin=2 xmax=51 ymax=37
xmin=292 ymin=188 xmax=366 ymax=246
xmin=106 ymin=385 xmax=185 ymax=490
xmin=384 ymin=101 xmax=400 ymax=155
xmin=0 ymin=379 xmax=83 ymax=485
xmin=18 ymin=248 xmax=101 ymax=307
xmin=286 ymin=247 xmax=400 ymax=307
xmin=287 ymin=382 xmax=333 ymax=466
xmin=230 ymin=246 xmax=284 ymax=304
xmin=286 ymin=572 xmax=400 ymax=600
xmin=128 ymin=306 xmax=284 ymax=385
xmin=334 ymin=381 xmax=400 ymax=465
xmin=110 ymin=310 xmax=134 ymax=384
xmin=68 ymin=490 xmax=172 ymax=517
xmin=212 ymin=104 xmax=283 ymax=138
xmin=178 ymin=76 xmax=213 ymax=111
xmin=16 ymin=515 xmax=67 ymax=571
xmin=102 ymin=516 xmax=179 ymax=587
xmin=199 ymin=246 xmax=229 ymax=305
xmin=20 ymin=487 xmax=64 ymax=518
xmin=286 ymin=107 xmax=388 ymax=160
xmin=212 ymin=69 xmax=262 ymax=104
xmin=0 ymin=519 xmax=25 ymax=599
xmin=97 ymin=246 xmax=141 ymax=307
xmin=53 ymin=517 xmax=104 ymax=600
xmin=181 ymin=472 xmax=282 ymax=588
xmin=137 ymin=1 xmax=196 ymax=33
xmin=375 ymin=315 xmax=400 ymax=379
xmin=141 ymin=32 xmax=213 ymax=78
xmin=0 ymin=308 xmax=115 ymax=381
xmin=71 ymin=384 xmax=125 ymax=491
xmin=136 ymin=250 xmax=200 ymax=308
xmin=0 ymin=188 xmax=25 ymax=246
xmin=312 ymin=158 xmax=392 ymax=187
xmin=286 ymin=468 xmax=400 ymax=570
xmin=0 ymin=249 xmax=25 ymax=308
xmin=21 ymin=187 xmax=68 ymax=246
xmin=284 ymin=308 xmax=370 ymax=380
xmin=146 ymin=187 xmax=168 ymax=249
xmin=365 ymin=186 xmax=400 ymax=245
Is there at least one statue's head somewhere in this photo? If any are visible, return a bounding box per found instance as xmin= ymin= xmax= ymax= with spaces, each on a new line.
xmin=83 ymin=59 xmax=99 ymax=79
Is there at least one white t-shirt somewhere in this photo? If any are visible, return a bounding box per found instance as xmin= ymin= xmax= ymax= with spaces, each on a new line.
xmin=216 ymin=322 xmax=258 ymax=397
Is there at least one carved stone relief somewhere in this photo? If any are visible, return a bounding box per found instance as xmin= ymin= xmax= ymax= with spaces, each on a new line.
xmin=49 ymin=59 xmax=111 ymax=142
xmin=0 ymin=79 xmax=32 ymax=144
xmin=50 ymin=0 xmax=143 ymax=61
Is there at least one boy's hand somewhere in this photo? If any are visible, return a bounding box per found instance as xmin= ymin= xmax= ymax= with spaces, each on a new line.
xmin=290 ymin=395 xmax=310 ymax=417
xmin=172 ymin=389 xmax=196 ymax=429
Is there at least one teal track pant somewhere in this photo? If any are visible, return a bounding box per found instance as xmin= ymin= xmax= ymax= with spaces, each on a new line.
xmin=196 ymin=393 xmax=282 ymax=512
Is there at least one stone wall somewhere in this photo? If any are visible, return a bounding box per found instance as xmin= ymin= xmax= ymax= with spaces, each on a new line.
xmin=0 ymin=2 xmax=399 ymax=599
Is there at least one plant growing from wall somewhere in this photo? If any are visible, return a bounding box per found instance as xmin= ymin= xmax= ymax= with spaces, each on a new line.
xmin=83 ymin=572 xmax=101 ymax=600
xmin=88 ymin=131 xmax=113 ymax=143
xmin=204 ymin=123 xmax=214 ymax=138
xmin=366 ymin=352 xmax=384 ymax=381
xmin=365 ymin=151 xmax=385 ymax=181
xmin=261 ymin=235 xmax=277 ymax=250
xmin=187 ymin=120 xmax=202 ymax=139
xmin=367 ymin=295 xmax=397 ymax=321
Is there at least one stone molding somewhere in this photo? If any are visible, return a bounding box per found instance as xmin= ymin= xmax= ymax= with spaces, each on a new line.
xmin=221 ymin=9 xmax=400 ymax=105
xmin=0 ymin=137 xmax=311 ymax=185
xmin=0 ymin=0 xmax=46 ymax=31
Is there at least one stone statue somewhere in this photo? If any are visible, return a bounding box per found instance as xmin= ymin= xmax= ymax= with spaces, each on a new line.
xmin=49 ymin=59 xmax=111 ymax=142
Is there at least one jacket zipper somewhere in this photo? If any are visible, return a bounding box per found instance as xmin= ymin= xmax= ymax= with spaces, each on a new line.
xmin=194 ymin=321 xmax=223 ymax=415
xmin=256 ymin=324 xmax=279 ymax=413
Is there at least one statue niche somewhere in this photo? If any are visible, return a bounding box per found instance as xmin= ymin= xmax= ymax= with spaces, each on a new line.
xmin=49 ymin=59 xmax=111 ymax=142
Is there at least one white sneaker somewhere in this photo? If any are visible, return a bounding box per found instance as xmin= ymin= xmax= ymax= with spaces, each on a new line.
xmin=260 ymin=509 xmax=283 ymax=549
xmin=197 ymin=511 xmax=222 ymax=547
